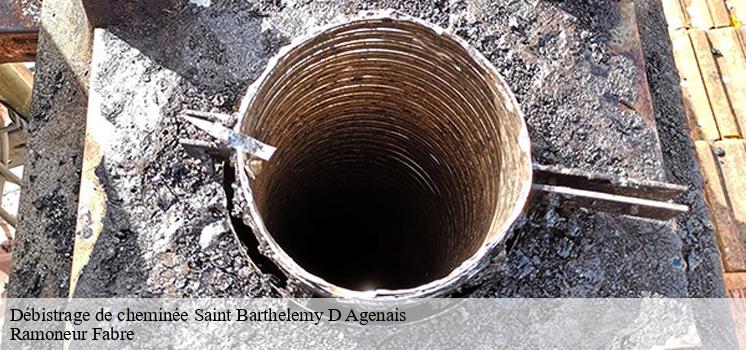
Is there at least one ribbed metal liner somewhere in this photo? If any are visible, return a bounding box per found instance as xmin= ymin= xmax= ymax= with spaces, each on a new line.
xmin=236 ymin=12 xmax=532 ymax=298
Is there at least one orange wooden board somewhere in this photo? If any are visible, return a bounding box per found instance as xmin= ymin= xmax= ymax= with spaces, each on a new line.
xmin=707 ymin=28 xmax=746 ymax=136
xmin=662 ymin=0 xmax=689 ymax=29
xmin=726 ymin=272 xmax=746 ymax=297
xmin=717 ymin=140 xmax=746 ymax=227
xmin=738 ymin=28 xmax=746 ymax=57
xmin=690 ymin=30 xmax=741 ymax=138
xmin=707 ymin=0 xmax=733 ymax=27
xmin=670 ymin=29 xmax=720 ymax=140
xmin=695 ymin=141 xmax=746 ymax=271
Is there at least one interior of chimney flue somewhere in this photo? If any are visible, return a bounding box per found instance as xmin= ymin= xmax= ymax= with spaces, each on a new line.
xmin=239 ymin=17 xmax=530 ymax=293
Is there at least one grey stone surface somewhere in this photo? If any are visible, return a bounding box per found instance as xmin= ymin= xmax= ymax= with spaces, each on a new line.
xmin=10 ymin=0 xmax=725 ymax=298
xmin=7 ymin=0 xmax=93 ymax=298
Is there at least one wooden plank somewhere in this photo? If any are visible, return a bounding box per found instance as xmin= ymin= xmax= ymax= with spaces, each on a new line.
xmin=738 ymin=28 xmax=746 ymax=58
xmin=0 ymin=63 xmax=33 ymax=118
xmin=707 ymin=28 xmax=746 ymax=136
xmin=0 ymin=32 xmax=37 ymax=64
xmin=683 ymin=0 xmax=715 ymax=28
xmin=726 ymin=272 xmax=746 ymax=297
xmin=718 ymin=140 xmax=746 ymax=223
xmin=69 ymin=28 xmax=107 ymax=297
xmin=707 ymin=0 xmax=733 ymax=27
xmin=695 ymin=141 xmax=746 ymax=271
xmin=716 ymin=140 xmax=746 ymax=272
xmin=670 ymin=29 xmax=720 ymax=141
xmin=662 ymin=0 xmax=689 ymax=29
xmin=690 ymin=30 xmax=741 ymax=138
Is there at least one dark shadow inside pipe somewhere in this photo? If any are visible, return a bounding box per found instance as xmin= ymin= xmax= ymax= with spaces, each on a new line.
xmin=275 ymin=183 xmax=438 ymax=289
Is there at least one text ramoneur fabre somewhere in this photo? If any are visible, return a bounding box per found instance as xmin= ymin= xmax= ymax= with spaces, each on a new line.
xmin=8 ymin=307 xmax=407 ymax=341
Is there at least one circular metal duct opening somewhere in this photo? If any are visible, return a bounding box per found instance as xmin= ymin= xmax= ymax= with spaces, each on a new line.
xmin=236 ymin=13 xmax=532 ymax=298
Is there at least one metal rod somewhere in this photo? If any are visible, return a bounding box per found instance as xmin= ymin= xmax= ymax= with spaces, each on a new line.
xmin=531 ymin=163 xmax=689 ymax=220
xmin=0 ymin=205 xmax=17 ymax=227
xmin=532 ymin=163 xmax=686 ymax=201
xmin=532 ymin=184 xmax=689 ymax=221
xmin=180 ymin=111 xmax=276 ymax=161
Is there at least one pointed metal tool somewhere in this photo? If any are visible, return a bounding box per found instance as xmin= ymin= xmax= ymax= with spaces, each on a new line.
xmin=180 ymin=109 xmax=276 ymax=161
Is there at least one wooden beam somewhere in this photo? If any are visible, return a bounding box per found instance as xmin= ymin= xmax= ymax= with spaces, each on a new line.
xmin=0 ymin=63 xmax=32 ymax=119
xmin=706 ymin=0 xmax=733 ymax=27
xmin=0 ymin=105 xmax=25 ymax=168
xmin=695 ymin=141 xmax=746 ymax=271
xmin=717 ymin=140 xmax=746 ymax=228
xmin=690 ymin=30 xmax=741 ymax=138
xmin=670 ymin=29 xmax=720 ymax=141
xmin=683 ymin=0 xmax=715 ymax=29
xmin=662 ymin=0 xmax=689 ymax=29
xmin=707 ymin=29 xmax=746 ymax=136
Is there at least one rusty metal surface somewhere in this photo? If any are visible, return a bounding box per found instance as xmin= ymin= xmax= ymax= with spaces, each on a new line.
xmin=0 ymin=0 xmax=39 ymax=29
xmin=532 ymin=163 xmax=687 ymax=201
xmin=0 ymin=31 xmax=36 ymax=63
xmin=532 ymin=163 xmax=688 ymax=220
xmin=533 ymin=184 xmax=688 ymax=221
xmin=0 ymin=0 xmax=40 ymax=63
xmin=608 ymin=0 xmax=658 ymax=134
